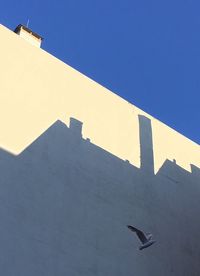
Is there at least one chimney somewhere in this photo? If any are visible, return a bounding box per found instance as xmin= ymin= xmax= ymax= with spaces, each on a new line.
xmin=14 ymin=24 xmax=43 ymax=48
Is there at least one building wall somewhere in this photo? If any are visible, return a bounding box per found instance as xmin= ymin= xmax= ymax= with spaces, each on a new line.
xmin=0 ymin=24 xmax=200 ymax=275
xmin=0 ymin=24 xmax=199 ymax=172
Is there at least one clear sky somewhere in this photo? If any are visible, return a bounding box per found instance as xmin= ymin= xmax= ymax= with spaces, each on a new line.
xmin=0 ymin=0 xmax=199 ymax=144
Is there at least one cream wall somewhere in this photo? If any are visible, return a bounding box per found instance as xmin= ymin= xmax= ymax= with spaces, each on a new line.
xmin=0 ymin=24 xmax=199 ymax=173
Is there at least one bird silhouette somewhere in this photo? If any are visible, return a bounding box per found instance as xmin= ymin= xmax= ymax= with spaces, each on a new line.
xmin=127 ymin=225 xmax=156 ymax=250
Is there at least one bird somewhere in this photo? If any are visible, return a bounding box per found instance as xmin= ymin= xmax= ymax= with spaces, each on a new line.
xmin=127 ymin=225 xmax=156 ymax=250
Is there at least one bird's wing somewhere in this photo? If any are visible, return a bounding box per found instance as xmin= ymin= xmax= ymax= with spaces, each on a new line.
xmin=127 ymin=225 xmax=148 ymax=243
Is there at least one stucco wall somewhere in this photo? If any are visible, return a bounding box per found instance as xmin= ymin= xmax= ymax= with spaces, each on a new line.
xmin=0 ymin=24 xmax=200 ymax=275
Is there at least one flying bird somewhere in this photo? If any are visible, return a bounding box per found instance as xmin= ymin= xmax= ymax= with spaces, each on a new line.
xmin=127 ymin=225 xmax=156 ymax=250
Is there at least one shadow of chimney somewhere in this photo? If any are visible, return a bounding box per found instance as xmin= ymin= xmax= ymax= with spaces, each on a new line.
xmin=138 ymin=115 xmax=154 ymax=175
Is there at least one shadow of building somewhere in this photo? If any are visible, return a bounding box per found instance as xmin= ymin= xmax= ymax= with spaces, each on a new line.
xmin=0 ymin=115 xmax=199 ymax=276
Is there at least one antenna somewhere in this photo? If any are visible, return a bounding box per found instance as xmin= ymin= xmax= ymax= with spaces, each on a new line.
xmin=26 ymin=19 xmax=30 ymax=28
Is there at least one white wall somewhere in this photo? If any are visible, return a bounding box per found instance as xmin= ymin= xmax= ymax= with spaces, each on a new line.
xmin=0 ymin=24 xmax=199 ymax=173
xmin=0 ymin=117 xmax=199 ymax=275
xmin=0 ymin=24 xmax=200 ymax=275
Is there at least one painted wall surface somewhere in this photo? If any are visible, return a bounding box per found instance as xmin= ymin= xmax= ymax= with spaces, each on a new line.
xmin=0 ymin=24 xmax=199 ymax=275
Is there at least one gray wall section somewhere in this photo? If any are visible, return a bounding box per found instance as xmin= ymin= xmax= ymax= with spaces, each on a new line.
xmin=0 ymin=116 xmax=199 ymax=276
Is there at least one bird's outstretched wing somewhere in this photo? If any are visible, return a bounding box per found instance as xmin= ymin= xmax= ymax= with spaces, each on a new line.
xmin=127 ymin=225 xmax=148 ymax=244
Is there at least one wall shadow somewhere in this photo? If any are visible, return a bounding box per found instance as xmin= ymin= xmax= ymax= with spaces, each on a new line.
xmin=0 ymin=115 xmax=199 ymax=276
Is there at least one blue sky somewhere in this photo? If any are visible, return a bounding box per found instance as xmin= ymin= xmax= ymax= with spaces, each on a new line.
xmin=0 ymin=0 xmax=199 ymax=144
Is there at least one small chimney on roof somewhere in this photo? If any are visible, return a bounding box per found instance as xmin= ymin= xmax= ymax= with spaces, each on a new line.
xmin=14 ymin=24 xmax=43 ymax=48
